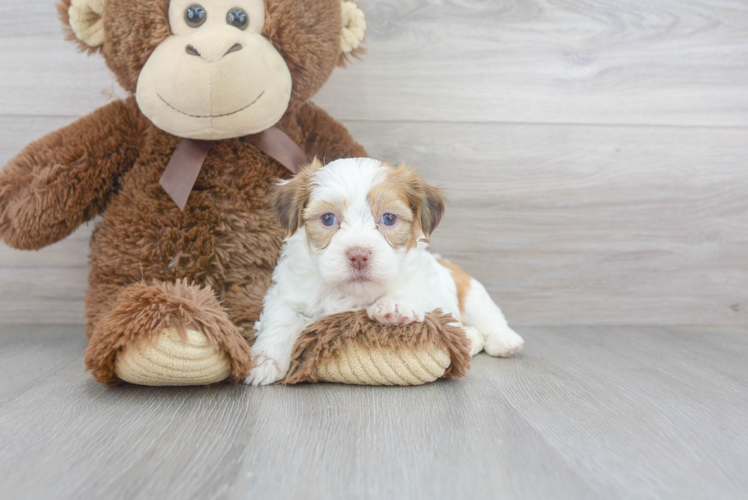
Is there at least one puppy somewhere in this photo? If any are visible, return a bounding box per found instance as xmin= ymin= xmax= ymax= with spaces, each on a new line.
xmin=246 ymin=158 xmax=524 ymax=385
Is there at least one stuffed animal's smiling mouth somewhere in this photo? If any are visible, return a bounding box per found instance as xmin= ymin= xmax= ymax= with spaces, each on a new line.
xmin=157 ymin=91 xmax=265 ymax=118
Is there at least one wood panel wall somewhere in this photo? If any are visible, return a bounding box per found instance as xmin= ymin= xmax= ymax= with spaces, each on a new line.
xmin=1 ymin=0 xmax=746 ymax=326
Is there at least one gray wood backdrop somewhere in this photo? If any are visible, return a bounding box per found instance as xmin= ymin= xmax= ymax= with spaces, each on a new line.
xmin=1 ymin=0 xmax=746 ymax=326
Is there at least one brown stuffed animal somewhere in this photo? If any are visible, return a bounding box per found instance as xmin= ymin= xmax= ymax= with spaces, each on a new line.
xmin=0 ymin=0 xmax=470 ymax=386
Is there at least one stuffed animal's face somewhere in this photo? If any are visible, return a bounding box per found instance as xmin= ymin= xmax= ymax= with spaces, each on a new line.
xmin=60 ymin=0 xmax=366 ymax=140
xmin=138 ymin=0 xmax=292 ymax=139
xmin=271 ymin=158 xmax=445 ymax=297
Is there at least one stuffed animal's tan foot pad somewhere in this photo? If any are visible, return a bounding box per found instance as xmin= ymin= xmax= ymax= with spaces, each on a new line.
xmin=114 ymin=328 xmax=231 ymax=386
xmin=314 ymin=343 xmax=451 ymax=385
xmin=85 ymin=280 xmax=254 ymax=386
xmin=285 ymin=309 xmax=472 ymax=386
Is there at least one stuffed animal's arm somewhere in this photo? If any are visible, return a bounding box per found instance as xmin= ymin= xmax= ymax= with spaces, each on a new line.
xmin=0 ymin=97 xmax=146 ymax=250
xmin=294 ymin=102 xmax=368 ymax=161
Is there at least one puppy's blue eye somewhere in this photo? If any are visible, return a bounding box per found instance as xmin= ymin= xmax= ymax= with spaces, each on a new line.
xmin=381 ymin=213 xmax=397 ymax=226
xmin=321 ymin=213 xmax=337 ymax=227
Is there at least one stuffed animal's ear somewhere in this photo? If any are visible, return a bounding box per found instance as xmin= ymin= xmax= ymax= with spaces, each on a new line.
xmin=339 ymin=1 xmax=366 ymax=65
xmin=61 ymin=0 xmax=106 ymax=49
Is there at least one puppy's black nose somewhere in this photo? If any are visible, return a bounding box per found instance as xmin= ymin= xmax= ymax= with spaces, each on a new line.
xmin=347 ymin=247 xmax=372 ymax=271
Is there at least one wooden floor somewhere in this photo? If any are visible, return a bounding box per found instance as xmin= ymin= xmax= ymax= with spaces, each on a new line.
xmin=1 ymin=324 xmax=746 ymax=500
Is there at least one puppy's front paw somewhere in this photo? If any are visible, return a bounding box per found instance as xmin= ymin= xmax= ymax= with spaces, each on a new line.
xmin=463 ymin=326 xmax=485 ymax=357
xmin=246 ymin=360 xmax=285 ymax=386
xmin=245 ymin=345 xmax=291 ymax=386
xmin=367 ymin=298 xmax=425 ymax=326
xmin=484 ymin=326 xmax=524 ymax=358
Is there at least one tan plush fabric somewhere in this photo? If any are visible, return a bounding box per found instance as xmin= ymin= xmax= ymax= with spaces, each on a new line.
xmin=115 ymin=328 xmax=232 ymax=386
xmin=136 ymin=29 xmax=293 ymax=140
xmin=340 ymin=2 xmax=366 ymax=54
xmin=68 ymin=0 xmax=105 ymax=48
xmin=315 ymin=342 xmax=451 ymax=385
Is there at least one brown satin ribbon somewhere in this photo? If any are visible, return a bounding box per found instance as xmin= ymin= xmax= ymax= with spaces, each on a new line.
xmin=243 ymin=127 xmax=308 ymax=175
xmin=159 ymin=139 xmax=212 ymax=211
xmin=159 ymin=126 xmax=308 ymax=211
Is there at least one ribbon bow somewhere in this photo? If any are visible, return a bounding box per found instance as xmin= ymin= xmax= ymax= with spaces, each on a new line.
xmin=159 ymin=126 xmax=308 ymax=211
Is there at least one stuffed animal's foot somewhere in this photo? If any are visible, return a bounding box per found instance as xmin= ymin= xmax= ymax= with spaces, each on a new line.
xmin=85 ymin=280 xmax=253 ymax=386
xmin=114 ymin=327 xmax=232 ymax=386
xmin=285 ymin=310 xmax=470 ymax=386
xmin=366 ymin=298 xmax=425 ymax=325
xmin=484 ymin=326 xmax=524 ymax=357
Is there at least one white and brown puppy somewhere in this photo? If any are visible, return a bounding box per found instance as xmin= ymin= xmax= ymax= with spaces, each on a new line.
xmin=246 ymin=158 xmax=524 ymax=385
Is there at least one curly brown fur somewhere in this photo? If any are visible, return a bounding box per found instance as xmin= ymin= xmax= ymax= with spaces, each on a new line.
xmin=57 ymin=0 xmax=172 ymax=92
xmin=222 ymin=270 xmax=274 ymax=345
xmin=263 ymin=0 xmax=343 ymax=113
xmin=0 ymin=97 xmax=148 ymax=250
xmin=81 ymin=127 xmax=288 ymax=334
xmin=293 ymin=102 xmax=368 ymax=162
xmin=85 ymin=279 xmax=254 ymax=385
xmin=285 ymin=310 xmax=472 ymax=384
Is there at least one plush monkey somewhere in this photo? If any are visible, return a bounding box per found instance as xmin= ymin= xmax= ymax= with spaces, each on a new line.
xmin=0 ymin=0 xmax=470 ymax=386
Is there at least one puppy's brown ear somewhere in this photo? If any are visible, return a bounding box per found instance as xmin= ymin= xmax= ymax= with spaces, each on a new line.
xmin=395 ymin=164 xmax=446 ymax=238
xmin=271 ymin=158 xmax=323 ymax=235
xmin=416 ymin=180 xmax=446 ymax=237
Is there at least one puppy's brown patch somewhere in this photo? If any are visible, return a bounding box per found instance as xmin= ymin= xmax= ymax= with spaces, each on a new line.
xmin=368 ymin=164 xmax=446 ymax=249
xmin=303 ymin=199 xmax=346 ymax=250
xmin=437 ymin=259 xmax=472 ymax=314
xmin=368 ymin=180 xmax=415 ymax=249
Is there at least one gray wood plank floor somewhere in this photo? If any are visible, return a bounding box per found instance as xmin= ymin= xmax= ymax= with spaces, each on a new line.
xmin=1 ymin=324 xmax=746 ymax=500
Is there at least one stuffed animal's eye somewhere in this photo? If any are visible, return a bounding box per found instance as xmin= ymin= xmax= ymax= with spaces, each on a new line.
xmin=226 ymin=8 xmax=249 ymax=30
xmin=185 ymin=5 xmax=207 ymax=27
xmin=321 ymin=213 xmax=337 ymax=227
xmin=381 ymin=213 xmax=397 ymax=226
